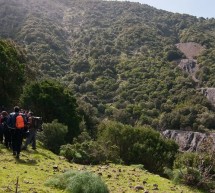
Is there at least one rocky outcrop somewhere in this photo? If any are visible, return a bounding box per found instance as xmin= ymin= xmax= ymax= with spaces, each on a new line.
xmin=178 ymin=59 xmax=199 ymax=82
xmin=162 ymin=130 xmax=215 ymax=152
xmin=178 ymin=59 xmax=197 ymax=74
xmin=199 ymin=88 xmax=215 ymax=106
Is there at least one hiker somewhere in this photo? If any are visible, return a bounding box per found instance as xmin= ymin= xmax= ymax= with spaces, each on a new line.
xmin=1 ymin=111 xmax=11 ymax=148
xmin=10 ymin=106 xmax=27 ymax=159
xmin=22 ymin=112 xmax=38 ymax=150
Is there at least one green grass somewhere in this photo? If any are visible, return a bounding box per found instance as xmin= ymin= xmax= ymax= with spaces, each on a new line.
xmin=0 ymin=143 xmax=205 ymax=193
xmin=45 ymin=170 xmax=109 ymax=193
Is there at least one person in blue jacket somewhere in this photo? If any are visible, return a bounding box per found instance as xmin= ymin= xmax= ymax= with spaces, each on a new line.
xmin=8 ymin=106 xmax=27 ymax=159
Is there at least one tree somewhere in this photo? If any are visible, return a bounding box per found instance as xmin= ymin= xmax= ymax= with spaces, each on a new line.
xmin=20 ymin=79 xmax=81 ymax=142
xmin=0 ymin=39 xmax=26 ymax=107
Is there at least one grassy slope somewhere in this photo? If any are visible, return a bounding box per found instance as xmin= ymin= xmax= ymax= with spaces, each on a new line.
xmin=0 ymin=143 xmax=203 ymax=193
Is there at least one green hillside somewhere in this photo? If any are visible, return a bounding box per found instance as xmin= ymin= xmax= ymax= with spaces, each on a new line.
xmin=1 ymin=0 xmax=215 ymax=131
xmin=0 ymin=144 xmax=204 ymax=193
xmin=0 ymin=1 xmax=215 ymax=192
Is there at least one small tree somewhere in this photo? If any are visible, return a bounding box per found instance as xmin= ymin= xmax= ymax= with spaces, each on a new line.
xmin=38 ymin=120 xmax=68 ymax=153
xmin=20 ymin=79 xmax=81 ymax=142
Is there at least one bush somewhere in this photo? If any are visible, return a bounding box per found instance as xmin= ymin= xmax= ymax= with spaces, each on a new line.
xmin=165 ymin=167 xmax=201 ymax=185
xmin=60 ymin=131 xmax=121 ymax=164
xmin=166 ymin=151 xmax=215 ymax=191
xmin=38 ymin=120 xmax=68 ymax=153
xmin=45 ymin=170 xmax=109 ymax=193
xmin=97 ymin=120 xmax=178 ymax=174
xmin=166 ymin=50 xmax=183 ymax=61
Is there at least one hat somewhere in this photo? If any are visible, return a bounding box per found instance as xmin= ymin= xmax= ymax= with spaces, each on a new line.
xmin=1 ymin=111 xmax=8 ymax=117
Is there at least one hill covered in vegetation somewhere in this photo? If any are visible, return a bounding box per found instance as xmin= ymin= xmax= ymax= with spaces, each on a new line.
xmin=1 ymin=0 xmax=215 ymax=131
xmin=1 ymin=1 xmax=215 ymax=192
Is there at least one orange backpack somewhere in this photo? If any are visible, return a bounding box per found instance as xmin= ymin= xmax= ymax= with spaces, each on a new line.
xmin=16 ymin=114 xmax=24 ymax=129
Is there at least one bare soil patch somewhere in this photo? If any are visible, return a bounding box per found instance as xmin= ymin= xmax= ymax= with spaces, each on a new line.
xmin=176 ymin=42 xmax=205 ymax=59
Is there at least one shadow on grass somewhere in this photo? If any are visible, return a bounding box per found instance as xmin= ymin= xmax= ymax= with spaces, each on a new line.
xmin=2 ymin=142 xmax=56 ymax=166
xmin=33 ymin=150 xmax=55 ymax=160
xmin=16 ymin=148 xmax=55 ymax=166
xmin=24 ymin=150 xmax=55 ymax=161
xmin=15 ymin=155 xmax=38 ymax=166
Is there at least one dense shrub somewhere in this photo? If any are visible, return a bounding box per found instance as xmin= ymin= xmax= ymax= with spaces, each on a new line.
xmin=38 ymin=120 xmax=68 ymax=154
xmin=165 ymin=167 xmax=201 ymax=186
xmin=159 ymin=103 xmax=215 ymax=131
xmin=97 ymin=120 xmax=178 ymax=174
xmin=165 ymin=150 xmax=215 ymax=191
xmin=45 ymin=170 xmax=109 ymax=193
xmin=60 ymin=131 xmax=120 ymax=164
xmin=165 ymin=49 xmax=184 ymax=61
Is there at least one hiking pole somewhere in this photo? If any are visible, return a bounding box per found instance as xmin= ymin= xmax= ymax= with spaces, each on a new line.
xmin=15 ymin=177 xmax=19 ymax=193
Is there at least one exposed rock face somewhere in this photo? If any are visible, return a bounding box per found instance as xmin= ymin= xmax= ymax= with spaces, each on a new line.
xmin=178 ymin=59 xmax=199 ymax=82
xmin=178 ymin=59 xmax=197 ymax=74
xmin=199 ymin=88 xmax=215 ymax=106
xmin=162 ymin=130 xmax=215 ymax=152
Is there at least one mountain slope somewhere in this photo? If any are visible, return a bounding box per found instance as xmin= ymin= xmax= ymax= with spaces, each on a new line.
xmin=1 ymin=0 xmax=215 ymax=131
xmin=0 ymin=144 xmax=204 ymax=193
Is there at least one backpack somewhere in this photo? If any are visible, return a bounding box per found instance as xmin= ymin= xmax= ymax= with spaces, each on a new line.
xmin=16 ymin=114 xmax=25 ymax=129
xmin=32 ymin=116 xmax=43 ymax=131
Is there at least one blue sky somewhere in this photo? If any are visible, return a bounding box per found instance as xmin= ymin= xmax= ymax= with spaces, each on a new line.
xmin=127 ymin=0 xmax=215 ymax=18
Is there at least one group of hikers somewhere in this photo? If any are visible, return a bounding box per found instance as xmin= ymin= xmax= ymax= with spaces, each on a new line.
xmin=0 ymin=106 xmax=42 ymax=159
